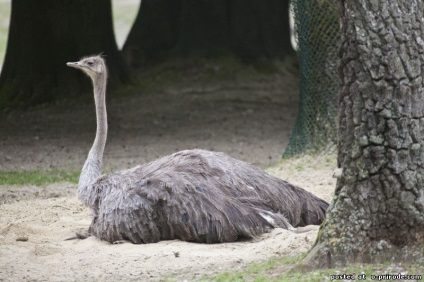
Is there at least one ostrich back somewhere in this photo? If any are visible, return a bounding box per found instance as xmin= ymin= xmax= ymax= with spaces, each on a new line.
xmin=82 ymin=149 xmax=328 ymax=244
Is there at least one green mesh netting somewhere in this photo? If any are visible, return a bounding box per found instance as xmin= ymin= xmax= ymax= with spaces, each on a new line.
xmin=284 ymin=0 xmax=341 ymax=157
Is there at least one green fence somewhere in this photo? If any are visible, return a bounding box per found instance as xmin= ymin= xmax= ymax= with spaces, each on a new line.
xmin=284 ymin=0 xmax=341 ymax=157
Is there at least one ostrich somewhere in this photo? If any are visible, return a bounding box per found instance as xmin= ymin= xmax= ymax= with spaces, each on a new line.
xmin=66 ymin=55 xmax=328 ymax=244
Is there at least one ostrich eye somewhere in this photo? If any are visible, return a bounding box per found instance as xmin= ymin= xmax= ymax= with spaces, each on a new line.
xmin=87 ymin=61 xmax=94 ymax=66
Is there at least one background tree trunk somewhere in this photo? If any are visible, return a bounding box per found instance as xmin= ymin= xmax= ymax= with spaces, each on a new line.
xmin=122 ymin=0 xmax=293 ymax=67
xmin=229 ymin=0 xmax=292 ymax=59
xmin=121 ymin=0 xmax=182 ymax=68
xmin=0 ymin=0 xmax=128 ymax=108
xmin=304 ymin=0 xmax=424 ymax=267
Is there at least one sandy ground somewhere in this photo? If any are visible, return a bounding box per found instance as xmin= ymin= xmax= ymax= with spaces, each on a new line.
xmin=0 ymin=60 xmax=337 ymax=281
xmin=0 ymin=169 xmax=335 ymax=282
xmin=0 ymin=195 xmax=323 ymax=281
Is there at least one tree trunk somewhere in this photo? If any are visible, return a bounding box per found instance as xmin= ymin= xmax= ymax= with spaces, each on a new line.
xmin=304 ymin=0 xmax=424 ymax=267
xmin=229 ymin=0 xmax=292 ymax=59
xmin=122 ymin=0 xmax=182 ymax=68
xmin=0 ymin=0 xmax=128 ymax=108
xmin=122 ymin=0 xmax=293 ymax=67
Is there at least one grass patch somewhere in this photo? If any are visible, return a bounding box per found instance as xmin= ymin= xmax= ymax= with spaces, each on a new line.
xmin=204 ymin=254 xmax=305 ymax=282
xmin=205 ymin=258 xmax=424 ymax=282
xmin=0 ymin=170 xmax=79 ymax=186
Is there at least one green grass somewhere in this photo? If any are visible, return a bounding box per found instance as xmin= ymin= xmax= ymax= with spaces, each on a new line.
xmin=205 ymin=257 xmax=424 ymax=282
xmin=0 ymin=170 xmax=79 ymax=186
xmin=203 ymin=255 xmax=305 ymax=282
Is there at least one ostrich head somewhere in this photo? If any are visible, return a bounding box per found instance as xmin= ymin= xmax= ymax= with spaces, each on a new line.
xmin=67 ymin=55 xmax=107 ymax=80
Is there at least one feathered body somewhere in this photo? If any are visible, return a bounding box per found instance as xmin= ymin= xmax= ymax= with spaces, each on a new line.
xmin=81 ymin=149 xmax=328 ymax=243
xmin=67 ymin=56 xmax=329 ymax=244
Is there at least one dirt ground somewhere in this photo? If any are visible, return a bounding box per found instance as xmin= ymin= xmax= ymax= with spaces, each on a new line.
xmin=0 ymin=60 xmax=336 ymax=281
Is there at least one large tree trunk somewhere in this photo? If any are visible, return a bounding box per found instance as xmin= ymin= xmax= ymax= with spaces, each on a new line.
xmin=122 ymin=0 xmax=293 ymax=67
xmin=305 ymin=0 xmax=424 ymax=267
xmin=0 ymin=0 xmax=128 ymax=108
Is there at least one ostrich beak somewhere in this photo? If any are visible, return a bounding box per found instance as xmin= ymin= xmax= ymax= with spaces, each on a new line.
xmin=66 ymin=62 xmax=82 ymax=69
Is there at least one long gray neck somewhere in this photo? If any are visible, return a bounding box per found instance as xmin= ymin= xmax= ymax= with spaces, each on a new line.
xmin=78 ymin=72 xmax=108 ymax=189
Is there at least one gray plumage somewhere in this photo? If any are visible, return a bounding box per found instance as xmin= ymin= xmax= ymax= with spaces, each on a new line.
xmin=67 ymin=56 xmax=328 ymax=244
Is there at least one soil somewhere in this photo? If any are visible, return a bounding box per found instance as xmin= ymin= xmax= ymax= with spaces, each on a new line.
xmin=0 ymin=59 xmax=336 ymax=281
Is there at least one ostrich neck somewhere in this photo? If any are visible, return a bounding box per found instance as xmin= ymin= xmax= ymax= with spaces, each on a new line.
xmin=78 ymin=73 xmax=108 ymax=189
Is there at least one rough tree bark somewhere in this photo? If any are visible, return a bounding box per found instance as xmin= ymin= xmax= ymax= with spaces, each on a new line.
xmin=304 ymin=0 xmax=424 ymax=267
xmin=122 ymin=0 xmax=293 ymax=67
xmin=0 ymin=0 xmax=128 ymax=107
